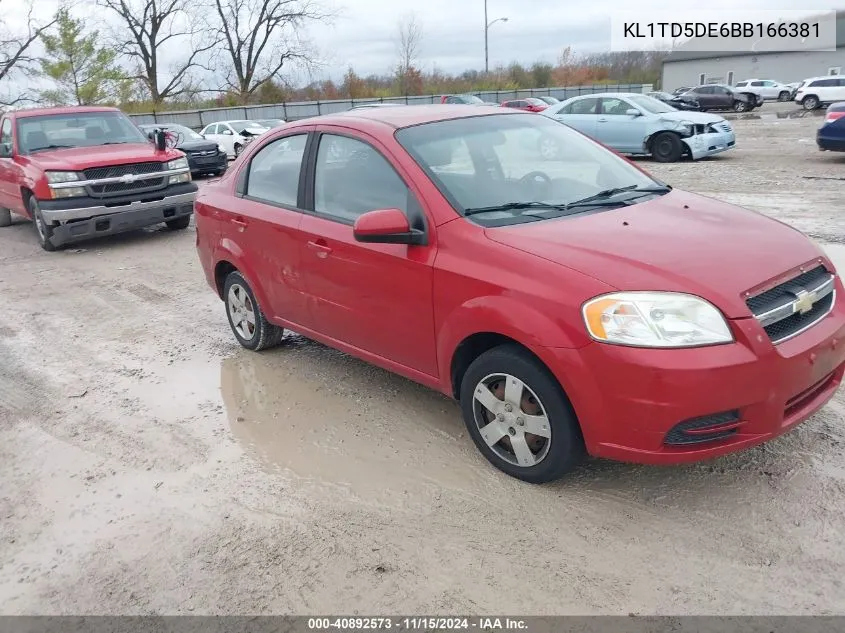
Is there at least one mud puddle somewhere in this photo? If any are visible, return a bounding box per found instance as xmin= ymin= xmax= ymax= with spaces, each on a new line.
xmin=217 ymin=336 xmax=496 ymax=507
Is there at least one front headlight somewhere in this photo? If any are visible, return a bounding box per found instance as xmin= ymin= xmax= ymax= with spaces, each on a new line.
xmin=168 ymin=172 xmax=192 ymax=184
xmin=582 ymin=292 xmax=733 ymax=348
xmin=166 ymin=157 xmax=189 ymax=171
xmin=52 ymin=186 xmax=87 ymax=199
xmin=46 ymin=171 xmax=81 ymax=184
xmin=217 ymin=144 xmax=226 ymax=153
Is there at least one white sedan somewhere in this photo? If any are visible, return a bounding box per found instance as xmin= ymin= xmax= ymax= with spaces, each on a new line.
xmin=199 ymin=120 xmax=269 ymax=158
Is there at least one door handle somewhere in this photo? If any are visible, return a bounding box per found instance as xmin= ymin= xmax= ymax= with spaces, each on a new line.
xmin=231 ymin=216 xmax=248 ymax=232
xmin=307 ymin=239 xmax=333 ymax=258
xmin=597 ymin=118 xmax=608 ymax=122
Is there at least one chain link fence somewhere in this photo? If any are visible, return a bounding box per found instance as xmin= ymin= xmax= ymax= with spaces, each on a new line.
xmin=127 ymin=84 xmax=654 ymax=129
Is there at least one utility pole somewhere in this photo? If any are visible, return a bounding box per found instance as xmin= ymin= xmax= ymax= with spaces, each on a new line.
xmin=484 ymin=1 xmax=508 ymax=74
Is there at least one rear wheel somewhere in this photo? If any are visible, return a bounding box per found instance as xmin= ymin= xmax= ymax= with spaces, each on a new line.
xmin=778 ymin=91 xmax=790 ymax=102
xmin=30 ymin=197 xmax=57 ymax=252
xmin=650 ymin=132 xmax=683 ymax=163
xmin=460 ymin=345 xmax=585 ymax=483
xmin=802 ymin=95 xmax=820 ymax=110
xmin=0 ymin=208 xmax=10 ymax=227
xmin=223 ymin=271 xmax=284 ymax=351
xmin=165 ymin=216 xmax=191 ymax=230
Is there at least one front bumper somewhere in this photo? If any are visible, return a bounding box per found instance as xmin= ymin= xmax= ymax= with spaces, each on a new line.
xmin=537 ymin=285 xmax=845 ymax=465
xmin=39 ymin=183 xmax=198 ymax=223
xmin=817 ymin=132 xmax=845 ymax=152
xmin=682 ymin=129 xmax=736 ymax=159
xmin=187 ymin=152 xmax=228 ymax=173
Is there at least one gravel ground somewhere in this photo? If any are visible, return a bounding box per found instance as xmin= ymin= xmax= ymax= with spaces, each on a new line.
xmin=1 ymin=106 xmax=844 ymax=616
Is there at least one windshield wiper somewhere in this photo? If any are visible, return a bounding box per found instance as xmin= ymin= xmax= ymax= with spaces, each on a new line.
xmin=563 ymin=185 xmax=671 ymax=209
xmin=464 ymin=201 xmax=570 ymax=217
xmin=100 ymin=141 xmax=133 ymax=145
xmin=29 ymin=144 xmax=76 ymax=152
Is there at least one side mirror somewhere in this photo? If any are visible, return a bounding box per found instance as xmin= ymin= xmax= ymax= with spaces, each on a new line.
xmin=353 ymin=208 xmax=426 ymax=245
xmin=0 ymin=142 xmax=12 ymax=158
xmin=626 ymin=108 xmax=642 ymax=117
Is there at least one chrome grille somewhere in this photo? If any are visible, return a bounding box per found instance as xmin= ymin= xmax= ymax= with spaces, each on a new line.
xmin=83 ymin=162 xmax=164 ymax=180
xmin=746 ymin=265 xmax=836 ymax=344
xmin=83 ymin=162 xmax=168 ymax=198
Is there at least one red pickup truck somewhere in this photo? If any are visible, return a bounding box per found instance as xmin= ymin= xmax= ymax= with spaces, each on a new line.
xmin=0 ymin=105 xmax=197 ymax=251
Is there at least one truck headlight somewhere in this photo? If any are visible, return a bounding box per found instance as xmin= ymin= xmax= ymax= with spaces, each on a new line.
xmin=168 ymin=172 xmax=192 ymax=184
xmin=46 ymin=171 xmax=81 ymax=184
xmin=582 ymin=292 xmax=733 ymax=348
xmin=166 ymin=157 xmax=189 ymax=171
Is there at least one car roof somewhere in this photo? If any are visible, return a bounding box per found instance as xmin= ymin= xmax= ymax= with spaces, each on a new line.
xmin=10 ymin=105 xmax=120 ymax=119
xmin=805 ymin=76 xmax=840 ymax=82
xmin=325 ymin=104 xmax=520 ymax=129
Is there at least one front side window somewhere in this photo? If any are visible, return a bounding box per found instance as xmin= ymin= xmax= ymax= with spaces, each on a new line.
xmin=1 ymin=118 xmax=12 ymax=146
xmin=627 ymin=95 xmax=676 ymax=114
xmin=396 ymin=113 xmax=662 ymax=227
xmin=314 ymin=134 xmax=410 ymax=222
xmin=569 ymin=98 xmax=599 ymax=114
xmin=601 ymin=98 xmax=632 ymax=115
xmin=16 ymin=111 xmax=148 ymax=154
xmin=245 ymin=134 xmax=307 ymax=207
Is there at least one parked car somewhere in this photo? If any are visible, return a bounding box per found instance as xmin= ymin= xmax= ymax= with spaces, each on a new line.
xmin=543 ymin=93 xmax=735 ymax=162
xmin=734 ymin=79 xmax=792 ymax=102
xmin=785 ymin=82 xmax=803 ymax=99
xmin=441 ymin=94 xmax=485 ymax=105
xmin=0 ymin=106 xmax=196 ymax=251
xmin=199 ymin=120 xmax=270 ymax=158
xmin=536 ymin=96 xmax=560 ymax=105
xmin=194 ymin=104 xmax=843 ymax=483
xmin=672 ymin=87 xmax=693 ymax=96
xmin=138 ymin=123 xmax=228 ymax=178
xmin=646 ymin=91 xmax=701 ymax=111
xmin=254 ymin=118 xmax=286 ymax=128
xmin=501 ymin=98 xmax=549 ymax=112
xmin=794 ymin=76 xmax=845 ymax=110
xmin=817 ymin=102 xmax=845 ymax=151
xmin=349 ymin=103 xmax=406 ymax=110
xmin=676 ymin=85 xmax=757 ymax=112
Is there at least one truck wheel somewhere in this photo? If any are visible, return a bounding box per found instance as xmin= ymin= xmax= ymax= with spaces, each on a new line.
xmin=459 ymin=345 xmax=585 ymax=483
xmin=0 ymin=208 xmax=10 ymax=227
xmin=650 ymin=132 xmax=683 ymax=163
xmin=223 ymin=271 xmax=284 ymax=351
xmin=29 ymin=197 xmax=57 ymax=252
xmin=165 ymin=216 xmax=191 ymax=230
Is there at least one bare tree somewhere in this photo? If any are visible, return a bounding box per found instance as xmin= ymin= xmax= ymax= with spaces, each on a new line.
xmin=97 ymin=0 xmax=216 ymax=104
xmin=0 ymin=0 xmax=60 ymax=105
xmin=212 ymin=0 xmax=326 ymax=103
xmin=395 ymin=12 xmax=422 ymax=94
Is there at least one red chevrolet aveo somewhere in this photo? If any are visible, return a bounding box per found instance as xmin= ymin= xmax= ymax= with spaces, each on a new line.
xmin=195 ymin=105 xmax=845 ymax=483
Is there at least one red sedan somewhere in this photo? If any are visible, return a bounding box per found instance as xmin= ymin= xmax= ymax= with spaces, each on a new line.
xmin=501 ymin=97 xmax=549 ymax=112
xmin=194 ymin=105 xmax=845 ymax=483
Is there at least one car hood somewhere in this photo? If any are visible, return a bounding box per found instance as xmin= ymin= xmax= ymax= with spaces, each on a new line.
xmin=178 ymin=139 xmax=220 ymax=152
xmin=483 ymin=189 xmax=828 ymax=318
xmin=657 ymin=111 xmax=725 ymax=125
xmin=26 ymin=143 xmax=180 ymax=171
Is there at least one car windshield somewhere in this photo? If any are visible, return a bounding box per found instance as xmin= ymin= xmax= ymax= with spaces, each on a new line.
xmin=525 ymin=98 xmax=546 ymax=105
xmin=461 ymin=95 xmax=484 ymax=104
xmin=395 ymin=113 xmax=664 ymax=227
xmin=229 ymin=120 xmax=266 ymax=131
xmin=161 ymin=124 xmax=203 ymax=140
xmin=17 ymin=111 xmax=148 ymax=154
xmin=257 ymin=119 xmax=283 ymax=126
xmin=627 ymin=95 xmax=677 ymax=113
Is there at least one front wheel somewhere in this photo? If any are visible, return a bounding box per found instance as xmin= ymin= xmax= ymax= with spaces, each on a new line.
xmin=459 ymin=345 xmax=585 ymax=483
xmin=651 ymin=132 xmax=683 ymax=163
xmin=802 ymin=95 xmax=820 ymax=110
xmin=778 ymin=91 xmax=790 ymax=102
xmin=165 ymin=216 xmax=191 ymax=230
xmin=223 ymin=271 xmax=284 ymax=351
xmin=30 ymin=197 xmax=58 ymax=251
xmin=733 ymin=100 xmax=748 ymax=112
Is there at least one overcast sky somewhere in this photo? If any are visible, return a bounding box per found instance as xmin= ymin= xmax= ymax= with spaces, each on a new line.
xmin=4 ymin=0 xmax=841 ymax=88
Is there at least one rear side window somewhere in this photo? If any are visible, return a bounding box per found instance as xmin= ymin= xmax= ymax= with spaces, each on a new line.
xmin=736 ymin=81 xmax=748 ymax=87
xmin=570 ymin=98 xmax=599 ymax=114
xmin=751 ymin=81 xmax=764 ymax=86
xmin=245 ymin=134 xmax=307 ymax=207
xmin=314 ymin=134 xmax=410 ymax=222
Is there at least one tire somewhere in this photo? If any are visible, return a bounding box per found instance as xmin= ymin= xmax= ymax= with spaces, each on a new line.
xmin=459 ymin=345 xmax=585 ymax=483
xmin=223 ymin=271 xmax=284 ymax=351
xmin=802 ymin=95 xmax=820 ymax=110
xmin=732 ymin=100 xmax=748 ymax=112
xmin=650 ymin=132 xmax=683 ymax=163
xmin=165 ymin=216 xmax=191 ymax=230
xmin=778 ymin=91 xmax=790 ymax=102
xmin=29 ymin=196 xmax=58 ymax=252
xmin=0 ymin=208 xmax=10 ymax=227
xmin=233 ymin=143 xmax=242 ymax=158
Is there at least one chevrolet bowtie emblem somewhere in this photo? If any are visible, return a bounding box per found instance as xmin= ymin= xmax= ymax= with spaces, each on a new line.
xmin=793 ymin=289 xmax=817 ymax=315
xmin=119 ymin=173 xmax=138 ymax=183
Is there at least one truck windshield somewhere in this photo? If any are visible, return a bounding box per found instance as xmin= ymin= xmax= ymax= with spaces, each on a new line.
xmin=17 ymin=111 xmax=148 ymax=154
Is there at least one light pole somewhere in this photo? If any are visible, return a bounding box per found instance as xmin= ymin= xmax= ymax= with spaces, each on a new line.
xmin=484 ymin=1 xmax=508 ymax=74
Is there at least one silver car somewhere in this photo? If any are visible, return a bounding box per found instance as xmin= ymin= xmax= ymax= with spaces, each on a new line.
xmin=542 ymin=92 xmax=736 ymax=162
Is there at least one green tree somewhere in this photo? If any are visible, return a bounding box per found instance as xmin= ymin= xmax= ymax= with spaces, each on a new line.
xmin=39 ymin=8 xmax=125 ymax=105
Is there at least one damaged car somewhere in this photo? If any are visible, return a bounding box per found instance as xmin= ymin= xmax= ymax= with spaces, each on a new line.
xmin=542 ymin=93 xmax=735 ymax=162
xmin=199 ymin=120 xmax=270 ymax=159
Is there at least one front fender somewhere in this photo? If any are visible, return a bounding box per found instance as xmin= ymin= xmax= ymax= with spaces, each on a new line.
xmin=436 ymin=294 xmax=588 ymax=393
xmin=215 ymin=237 xmax=274 ymax=314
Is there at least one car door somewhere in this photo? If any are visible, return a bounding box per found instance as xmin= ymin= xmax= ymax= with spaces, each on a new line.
xmin=552 ymin=97 xmax=599 ymax=139
xmin=693 ymin=86 xmax=714 ymax=108
xmin=595 ymin=97 xmax=645 ymax=153
xmin=0 ymin=117 xmax=19 ymax=211
xmin=232 ymin=131 xmax=313 ymax=328
xmin=297 ymin=130 xmax=438 ymax=377
xmin=716 ymin=86 xmax=735 ymax=108
xmin=203 ymin=123 xmax=224 ymax=151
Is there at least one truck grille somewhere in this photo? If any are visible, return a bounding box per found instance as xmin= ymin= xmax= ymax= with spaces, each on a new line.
xmin=83 ymin=162 xmax=168 ymax=198
xmin=746 ymin=265 xmax=836 ymax=344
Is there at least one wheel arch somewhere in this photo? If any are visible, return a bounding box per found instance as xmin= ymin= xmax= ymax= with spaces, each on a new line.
xmin=212 ymin=239 xmax=274 ymax=314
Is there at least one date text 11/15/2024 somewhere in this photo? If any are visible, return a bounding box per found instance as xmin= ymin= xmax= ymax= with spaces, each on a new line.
xmin=307 ymin=617 xmax=528 ymax=630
